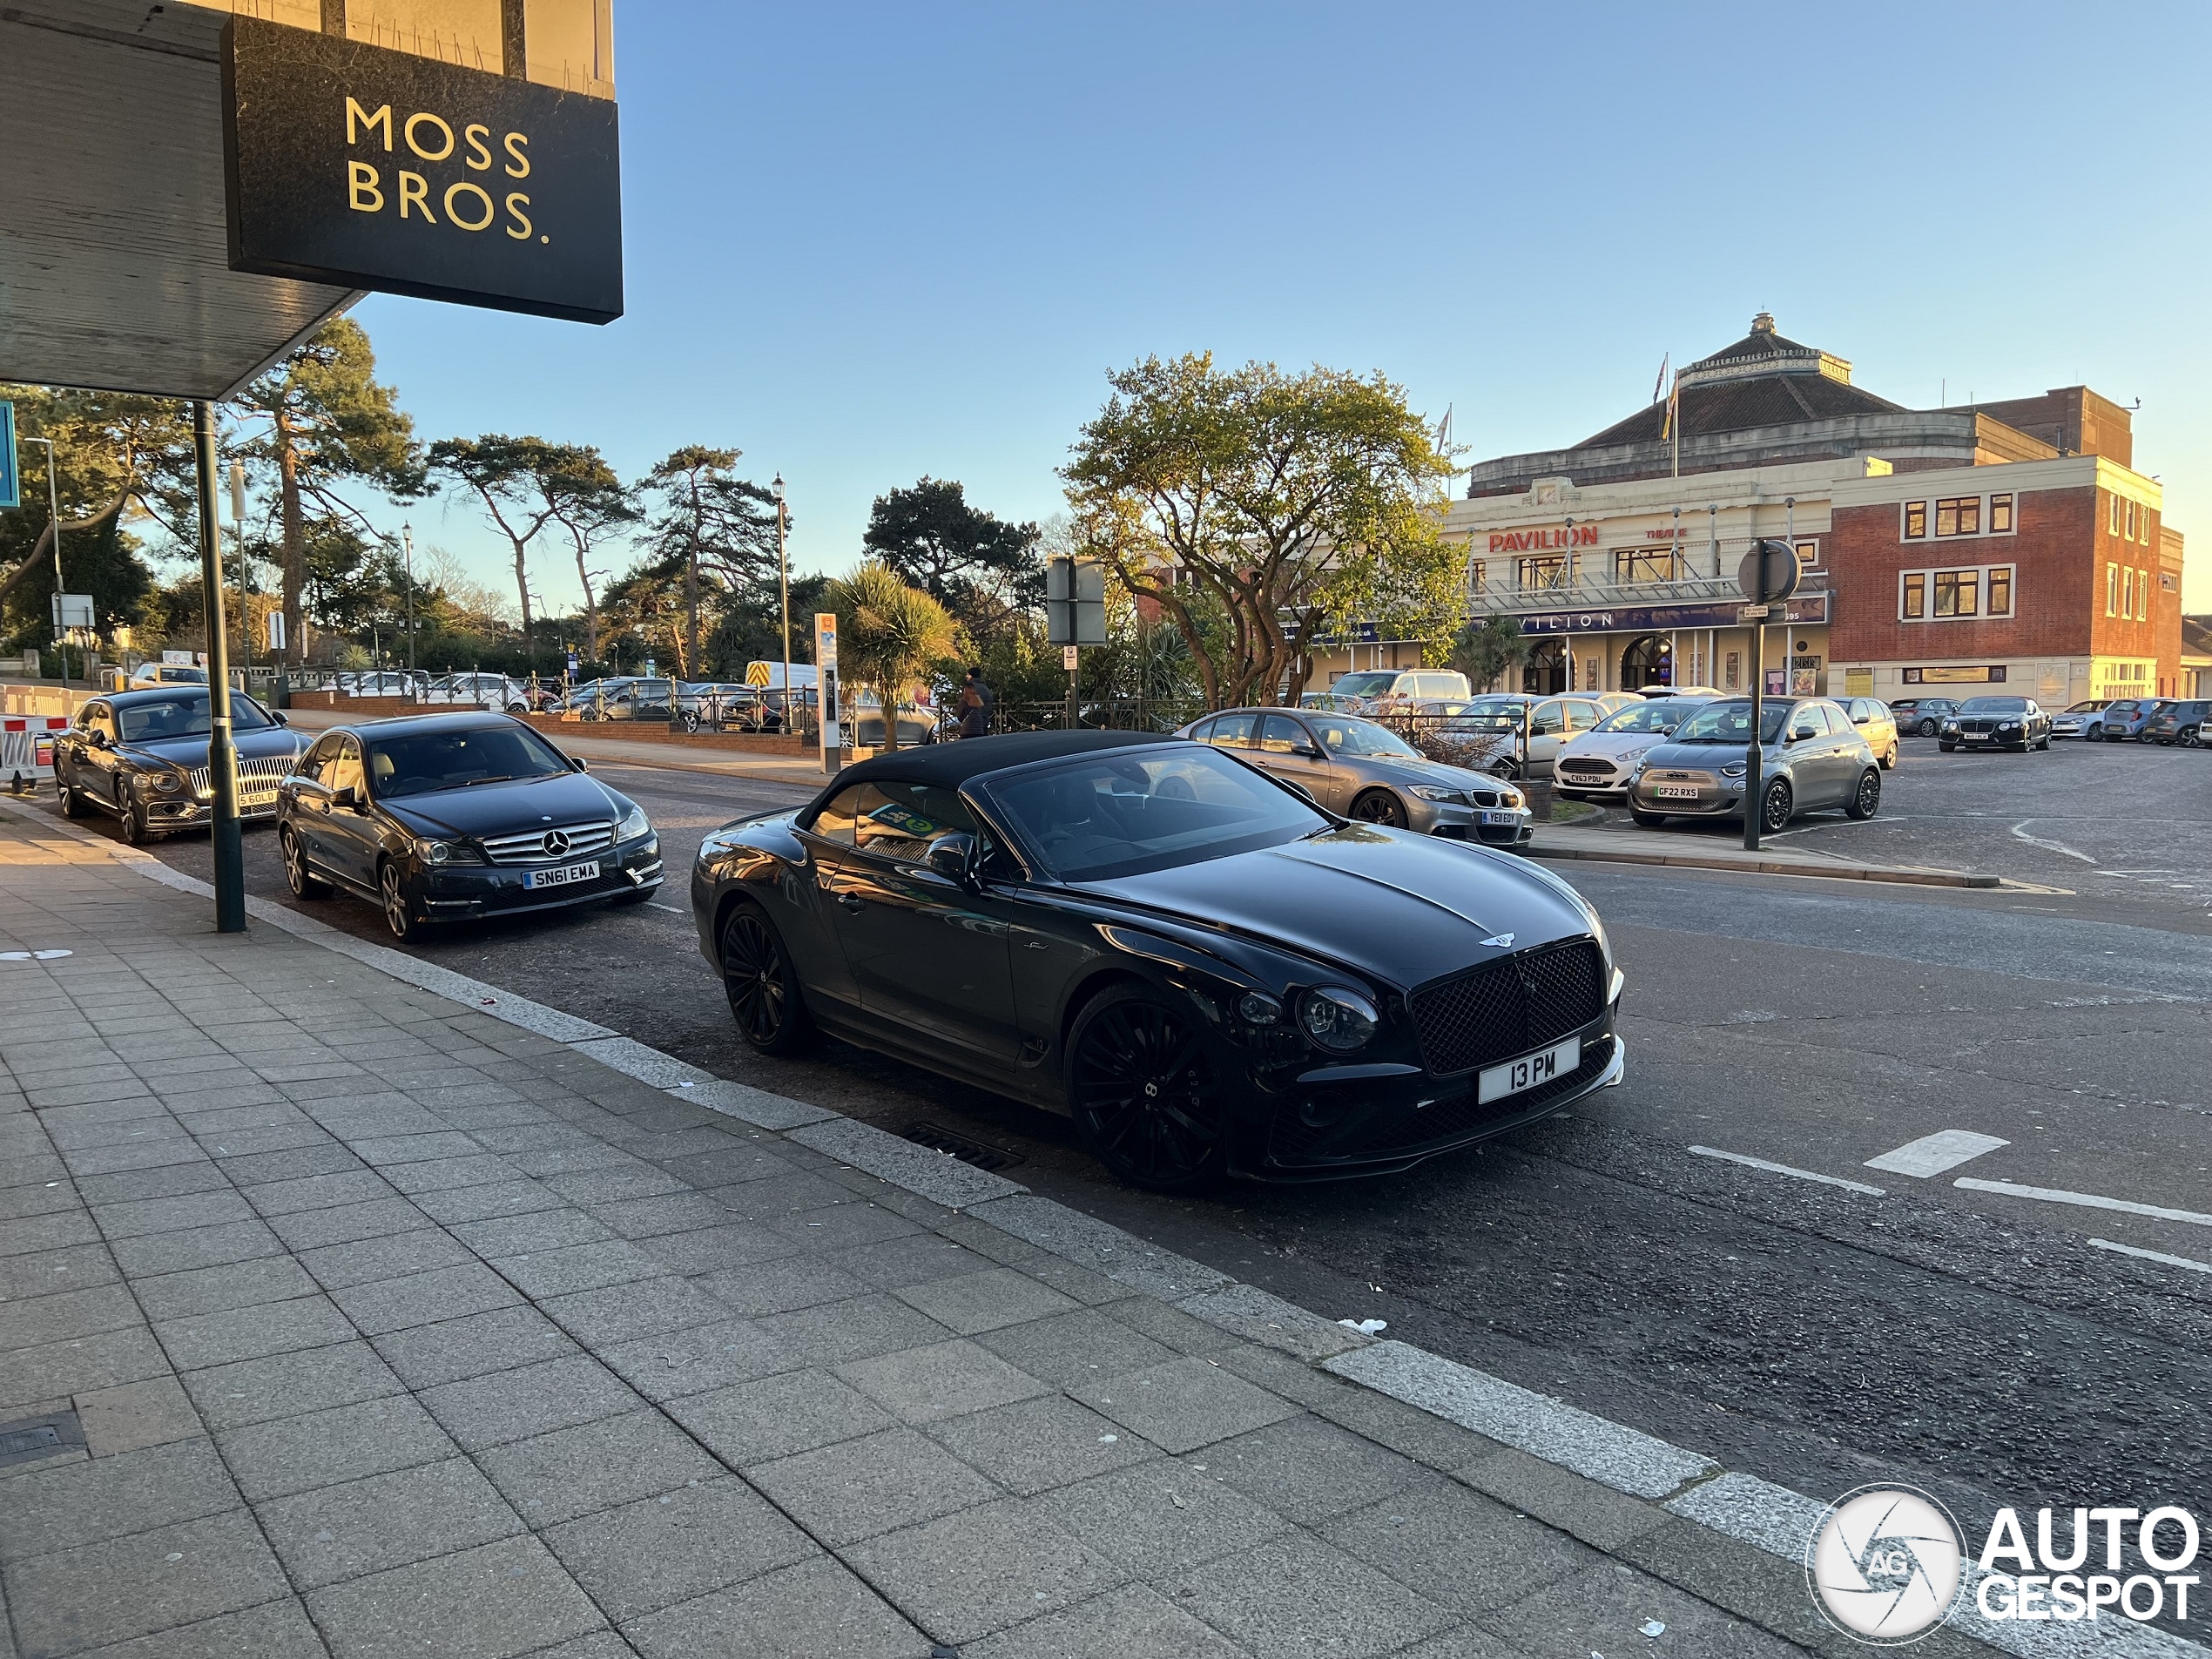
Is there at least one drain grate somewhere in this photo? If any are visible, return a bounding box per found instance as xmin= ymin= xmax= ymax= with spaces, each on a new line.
xmin=902 ymin=1122 xmax=1024 ymax=1173
xmin=0 ymin=1412 xmax=81 ymax=1467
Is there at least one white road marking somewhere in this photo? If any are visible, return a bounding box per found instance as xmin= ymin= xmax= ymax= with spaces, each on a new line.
xmin=1955 ymin=1177 xmax=2212 ymax=1228
xmin=1688 ymin=1146 xmax=1886 ymax=1196
xmin=2008 ymin=821 xmax=2097 ymax=863
xmin=644 ymin=901 xmax=688 ymax=914
xmin=2089 ymin=1237 xmax=2212 ymax=1275
xmin=1864 ymin=1130 xmax=2010 ymax=1178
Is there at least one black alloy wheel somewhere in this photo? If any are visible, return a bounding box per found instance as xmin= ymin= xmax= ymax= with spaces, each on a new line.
xmin=1846 ymin=768 xmax=1881 ymax=820
xmin=1068 ymin=985 xmax=1225 ymax=1191
xmin=1759 ymin=779 xmax=1793 ymax=833
xmin=57 ymin=771 xmax=83 ymax=817
xmin=378 ymin=861 xmax=421 ymax=941
xmin=1918 ymin=718 xmax=1939 ymax=736
xmin=118 ymin=788 xmax=150 ymax=845
xmin=720 ymin=902 xmax=813 ymax=1054
xmin=1349 ymin=790 xmax=1407 ymax=828
xmin=282 ymin=827 xmax=330 ymax=899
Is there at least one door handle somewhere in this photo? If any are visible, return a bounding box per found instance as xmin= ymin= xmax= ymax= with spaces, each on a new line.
xmin=1022 ymin=940 xmax=1049 ymax=952
xmin=837 ymin=893 xmax=865 ymax=912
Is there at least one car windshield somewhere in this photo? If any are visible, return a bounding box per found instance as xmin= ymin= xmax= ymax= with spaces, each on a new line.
xmin=1957 ymin=697 xmax=2027 ymax=713
xmin=117 ymin=691 xmax=273 ymax=741
xmin=1669 ymin=700 xmax=1791 ymax=744
xmin=1305 ymin=715 xmax=1419 ymax=759
xmin=1327 ymin=672 xmax=1394 ymax=698
xmin=365 ymin=725 xmax=573 ymax=798
xmin=1595 ymin=702 xmax=1697 ymax=734
xmin=985 ymin=747 xmax=1326 ymax=882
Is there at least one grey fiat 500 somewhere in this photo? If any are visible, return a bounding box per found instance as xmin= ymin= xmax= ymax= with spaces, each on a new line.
xmin=1627 ymin=698 xmax=1883 ymax=834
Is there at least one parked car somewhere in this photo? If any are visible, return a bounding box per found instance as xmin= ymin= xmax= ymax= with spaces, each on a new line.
xmin=2143 ymin=699 xmax=2209 ymax=746
xmin=1406 ymin=693 xmax=1607 ymax=780
xmin=2090 ymin=698 xmax=2168 ymax=742
xmin=275 ymin=712 xmax=661 ymax=941
xmin=1298 ymin=691 xmax=1365 ymax=713
xmin=1838 ymin=696 xmax=1901 ymax=769
xmin=1554 ymin=697 xmax=1713 ymax=802
xmin=1937 ymin=695 xmax=2052 ymax=752
xmin=55 ymin=685 xmax=309 ymax=843
xmin=1626 ymin=697 xmax=1882 ymax=833
xmin=1594 ymin=691 xmax=1646 ymax=715
xmin=691 ymin=730 xmax=1623 ymax=1190
xmin=1323 ymin=667 xmax=1471 ymax=715
xmin=126 ymin=662 xmax=207 ymax=688
xmin=2049 ymin=699 xmax=2112 ymax=739
xmin=1889 ymin=696 xmax=1966 ymax=736
xmin=1179 ymin=707 xmax=1530 ymax=844
xmin=1641 ymin=685 xmax=1723 ymax=698
xmin=422 ymin=672 xmax=534 ymax=714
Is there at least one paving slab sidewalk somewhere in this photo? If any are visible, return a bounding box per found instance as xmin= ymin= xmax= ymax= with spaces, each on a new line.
xmin=0 ymin=810 xmax=2097 ymax=1659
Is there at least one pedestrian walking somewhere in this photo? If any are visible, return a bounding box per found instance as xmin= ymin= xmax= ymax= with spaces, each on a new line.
xmin=956 ymin=665 xmax=992 ymax=738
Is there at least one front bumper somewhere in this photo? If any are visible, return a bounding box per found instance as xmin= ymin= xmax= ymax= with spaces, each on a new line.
xmin=145 ymin=792 xmax=281 ymax=827
xmin=1628 ymin=776 xmax=1747 ymax=817
xmin=413 ymin=837 xmax=664 ymax=920
xmin=1414 ymin=797 xmax=1534 ymax=846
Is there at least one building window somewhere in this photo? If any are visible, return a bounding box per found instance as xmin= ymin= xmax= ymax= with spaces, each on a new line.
xmin=2109 ymin=495 xmax=2122 ymax=536
xmin=1900 ymin=572 xmax=1926 ymax=619
xmin=2126 ymin=500 xmax=2139 ymax=541
xmin=2139 ymin=570 xmax=2151 ymax=619
xmin=2121 ymin=568 xmax=2134 ymax=617
xmin=1468 ymin=561 xmax=1487 ymax=592
xmin=1934 ymin=496 xmax=1981 ymax=537
xmin=1986 ymin=566 xmax=2013 ymax=617
xmin=1518 ymin=556 xmax=1568 ymax=590
xmin=1988 ymin=493 xmax=2013 ymax=533
xmin=1932 ymin=570 xmax=1979 ymax=617
xmin=1613 ymin=549 xmax=1681 ymax=583
xmin=1902 ymin=501 xmax=1927 ymax=539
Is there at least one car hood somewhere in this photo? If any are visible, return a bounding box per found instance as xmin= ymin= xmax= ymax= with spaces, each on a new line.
xmin=120 ymin=728 xmax=309 ymax=770
xmin=1076 ymin=826 xmax=1593 ymax=990
xmin=1635 ymin=738 xmax=1781 ymax=770
xmin=1337 ymin=752 xmax=1502 ymax=792
xmin=1557 ymin=732 xmax=1668 ymax=761
xmin=376 ymin=772 xmax=629 ymax=839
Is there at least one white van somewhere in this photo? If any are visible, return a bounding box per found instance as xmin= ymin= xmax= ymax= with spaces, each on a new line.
xmin=1325 ymin=667 xmax=1470 ymax=714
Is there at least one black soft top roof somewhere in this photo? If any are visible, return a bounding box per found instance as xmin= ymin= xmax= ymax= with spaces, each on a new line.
xmin=823 ymin=729 xmax=1166 ymax=796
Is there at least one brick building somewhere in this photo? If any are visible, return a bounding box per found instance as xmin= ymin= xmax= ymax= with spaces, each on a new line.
xmin=1447 ymin=315 xmax=2186 ymax=701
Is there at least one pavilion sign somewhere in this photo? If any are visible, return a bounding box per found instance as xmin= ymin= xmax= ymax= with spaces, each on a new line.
xmin=221 ymin=17 xmax=622 ymax=324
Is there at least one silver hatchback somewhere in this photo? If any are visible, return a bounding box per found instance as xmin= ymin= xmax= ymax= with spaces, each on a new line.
xmin=1178 ymin=708 xmax=1533 ymax=846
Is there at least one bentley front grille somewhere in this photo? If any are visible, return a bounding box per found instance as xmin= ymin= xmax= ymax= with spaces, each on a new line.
xmin=1407 ymin=939 xmax=1606 ymax=1077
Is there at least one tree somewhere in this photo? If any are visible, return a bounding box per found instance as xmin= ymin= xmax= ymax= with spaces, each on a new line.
xmin=824 ymin=563 xmax=959 ymax=752
xmin=1451 ymin=614 xmax=1531 ymax=693
xmin=1062 ymin=354 xmax=1455 ymax=709
xmin=705 ymin=572 xmax=830 ymax=678
xmin=228 ymin=318 xmax=420 ymax=664
xmin=861 ymin=478 xmax=1041 ymax=643
xmin=426 ymin=435 xmax=586 ymax=651
xmin=640 ymin=447 xmax=780 ymax=674
xmin=536 ymin=447 xmax=634 ymax=662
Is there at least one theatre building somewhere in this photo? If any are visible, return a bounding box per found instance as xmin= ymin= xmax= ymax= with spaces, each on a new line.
xmin=1450 ymin=315 xmax=2187 ymax=703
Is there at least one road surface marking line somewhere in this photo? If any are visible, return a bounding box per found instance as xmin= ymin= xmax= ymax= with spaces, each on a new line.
xmin=644 ymin=901 xmax=687 ymax=914
xmin=2008 ymin=820 xmax=2098 ymax=863
xmin=1955 ymin=1177 xmax=2212 ymax=1228
xmin=2089 ymin=1237 xmax=2212 ymax=1274
xmin=1687 ymin=1145 xmax=1886 ymax=1196
xmin=1864 ymin=1129 xmax=2010 ymax=1177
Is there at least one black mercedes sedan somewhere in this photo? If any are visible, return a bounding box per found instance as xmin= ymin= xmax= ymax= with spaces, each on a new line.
xmin=55 ymin=685 xmax=310 ymax=842
xmin=690 ymin=730 xmax=1624 ymax=1190
xmin=275 ymin=712 xmax=661 ymax=940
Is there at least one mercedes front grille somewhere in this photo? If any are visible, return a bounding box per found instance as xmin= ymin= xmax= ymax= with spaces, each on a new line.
xmin=479 ymin=822 xmax=617 ymax=865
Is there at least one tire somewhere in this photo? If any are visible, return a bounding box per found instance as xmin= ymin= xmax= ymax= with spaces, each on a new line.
xmin=118 ymin=791 xmax=151 ymax=845
xmin=1917 ymin=718 xmax=1939 ymax=736
xmin=1758 ymin=779 xmax=1793 ymax=833
xmin=1939 ymin=743 xmax=1957 ymax=753
xmin=678 ymin=711 xmax=701 ymax=734
xmin=1066 ymin=983 xmax=1225 ymax=1192
xmin=2184 ymin=725 xmax=2203 ymax=749
xmin=1348 ymin=790 xmax=1407 ymax=828
xmin=2035 ymin=734 xmax=2052 ymax=752
xmin=57 ymin=771 xmax=84 ymax=818
xmin=719 ymin=901 xmax=814 ymax=1054
xmin=1629 ymin=809 xmax=1667 ymax=828
xmin=1880 ymin=744 xmax=1898 ymax=770
xmin=1845 ymin=768 xmax=1881 ymax=819
xmin=281 ymin=826 xmax=330 ymax=899
xmin=378 ymin=860 xmax=423 ymax=941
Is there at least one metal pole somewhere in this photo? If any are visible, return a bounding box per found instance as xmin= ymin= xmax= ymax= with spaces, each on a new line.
xmin=24 ymin=439 xmax=64 ymax=684
xmin=195 ymin=401 xmax=246 ymax=932
xmin=230 ymin=458 xmax=250 ymax=685
xmin=774 ymin=475 xmax=791 ymax=738
xmin=402 ymin=522 xmax=416 ymax=675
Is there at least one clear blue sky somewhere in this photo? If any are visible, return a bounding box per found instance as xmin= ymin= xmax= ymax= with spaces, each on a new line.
xmin=354 ymin=0 xmax=2212 ymax=610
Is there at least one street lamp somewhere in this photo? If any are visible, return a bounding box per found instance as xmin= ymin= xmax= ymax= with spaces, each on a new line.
xmin=22 ymin=437 xmax=64 ymax=684
xmin=401 ymin=521 xmax=417 ymax=675
xmin=773 ymin=473 xmax=791 ymax=733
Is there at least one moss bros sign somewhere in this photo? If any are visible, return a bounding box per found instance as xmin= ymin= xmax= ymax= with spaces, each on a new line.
xmin=221 ymin=16 xmax=622 ymax=324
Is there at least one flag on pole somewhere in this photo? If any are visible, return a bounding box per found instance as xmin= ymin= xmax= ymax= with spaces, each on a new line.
xmin=1661 ymin=371 xmax=1680 ymax=441
xmin=1650 ymin=354 xmax=1669 ymax=404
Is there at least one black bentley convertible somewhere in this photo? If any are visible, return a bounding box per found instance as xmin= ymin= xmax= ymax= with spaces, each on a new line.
xmin=690 ymin=730 xmax=1624 ymax=1189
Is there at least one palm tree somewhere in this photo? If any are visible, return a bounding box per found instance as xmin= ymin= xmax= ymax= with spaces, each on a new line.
xmin=826 ymin=562 xmax=960 ymax=752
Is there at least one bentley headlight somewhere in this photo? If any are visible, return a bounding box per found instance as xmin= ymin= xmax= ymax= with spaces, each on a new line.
xmin=617 ymin=802 xmax=651 ymax=842
xmin=1409 ymin=786 xmax=1460 ymax=803
xmin=148 ymin=772 xmax=183 ymax=794
xmin=1237 ymin=991 xmax=1282 ymax=1026
xmin=1942 ymin=721 xmax=1960 ymax=734
xmin=1301 ymin=987 xmax=1379 ymax=1053
xmin=1998 ymin=721 xmax=2020 ymax=732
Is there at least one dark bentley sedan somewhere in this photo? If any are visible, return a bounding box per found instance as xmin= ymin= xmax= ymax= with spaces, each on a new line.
xmin=690 ymin=730 xmax=1624 ymax=1190
xmin=276 ymin=712 xmax=661 ymax=939
xmin=56 ymin=685 xmax=309 ymax=842
xmin=1937 ymin=695 xmax=2052 ymax=752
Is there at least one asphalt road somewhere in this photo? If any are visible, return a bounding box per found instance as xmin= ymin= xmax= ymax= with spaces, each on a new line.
xmin=30 ymin=742 xmax=2212 ymax=1540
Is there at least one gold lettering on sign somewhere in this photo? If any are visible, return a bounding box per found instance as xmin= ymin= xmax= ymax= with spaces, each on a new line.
xmin=347 ymin=98 xmax=393 ymax=150
xmin=463 ymin=124 xmax=493 ymax=171
xmin=397 ymin=171 xmax=435 ymax=221
xmin=444 ymin=181 xmax=496 ymax=231
xmin=404 ymin=112 xmax=455 ymax=162
xmin=503 ymin=132 xmax=530 ymax=179
xmin=503 ymin=192 xmax=532 ymax=239
xmin=347 ymin=161 xmax=384 ymax=212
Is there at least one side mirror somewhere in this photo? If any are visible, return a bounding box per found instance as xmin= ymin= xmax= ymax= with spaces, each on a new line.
xmin=271 ymin=710 xmax=289 ymax=726
xmin=1789 ymin=725 xmax=1817 ymax=744
xmin=1291 ymin=742 xmax=1323 ymax=759
xmin=927 ymin=833 xmax=977 ymax=885
xmin=331 ymin=785 xmax=362 ymax=811
xmin=90 ymin=730 xmax=112 ymax=750
xmin=568 ymin=755 xmax=589 ymax=772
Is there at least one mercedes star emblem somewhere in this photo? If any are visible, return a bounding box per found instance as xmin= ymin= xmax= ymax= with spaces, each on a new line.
xmin=542 ymin=829 xmax=571 ymax=859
